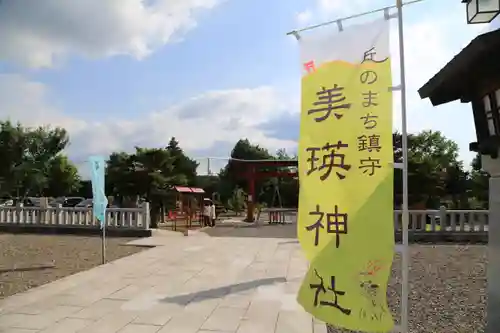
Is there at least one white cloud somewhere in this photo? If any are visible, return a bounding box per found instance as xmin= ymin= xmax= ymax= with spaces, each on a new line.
xmin=0 ymin=0 xmax=298 ymax=177
xmin=0 ymin=74 xmax=296 ymax=176
xmin=0 ymin=0 xmax=221 ymax=68
xmin=318 ymin=0 xmax=368 ymax=14
xmin=67 ymin=86 xmax=297 ymax=160
xmin=296 ymin=10 xmax=313 ymax=25
xmin=0 ymin=0 xmax=491 ymax=174
xmin=296 ymin=0 xmax=370 ymax=24
xmin=0 ymin=74 xmax=86 ymax=130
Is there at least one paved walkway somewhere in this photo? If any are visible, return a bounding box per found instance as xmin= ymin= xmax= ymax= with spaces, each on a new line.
xmin=0 ymin=224 xmax=325 ymax=333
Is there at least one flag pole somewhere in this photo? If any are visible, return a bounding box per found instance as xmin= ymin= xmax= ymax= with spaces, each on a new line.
xmin=287 ymin=1 xmax=415 ymax=330
xmin=396 ymin=0 xmax=409 ymax=332
xmin=101 ymin=218 xmax=106 ymax=264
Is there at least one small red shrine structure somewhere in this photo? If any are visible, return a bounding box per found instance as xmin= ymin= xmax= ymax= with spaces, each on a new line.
xmin=169 ymin=186 xmax=205 ymax=229
xmin=232 ymin=159 xmax=298 ymax=221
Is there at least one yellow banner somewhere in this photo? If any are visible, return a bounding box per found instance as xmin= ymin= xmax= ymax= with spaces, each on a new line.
xmin=296 ymin=19 xmax=395 ymax=332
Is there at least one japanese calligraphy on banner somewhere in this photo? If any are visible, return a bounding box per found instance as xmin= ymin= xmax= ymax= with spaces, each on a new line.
xmin=296 ymin=18 xmax=395 ymax=332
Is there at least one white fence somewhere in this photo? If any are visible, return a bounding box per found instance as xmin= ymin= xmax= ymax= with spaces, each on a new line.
xmin=0 ymin=205 xmax=490 ymax=238
xmin=261 ymin=207 xmax=489 ymax=240
xmin=394 ymin=208 xmax=489 ymax=233
xmin=0 ymin=203 xmax=150 ymax=230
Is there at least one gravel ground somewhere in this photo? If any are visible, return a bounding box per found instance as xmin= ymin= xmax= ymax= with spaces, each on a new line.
xmin=327 ymin=245 xmax=486 ymax=333
xmin=0 ymin=233 xmax=146 ymax=299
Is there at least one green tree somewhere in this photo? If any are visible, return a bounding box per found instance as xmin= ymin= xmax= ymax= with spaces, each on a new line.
xmin=106 ymin=152 xmax=138 ymax=205
xmin=195 ymin=175 xmax=219 ymax=199
xmin=444 ymin=163 xmax=469 ymax=208
xmin=133 ymin=147 xmax=183 ymax=200
xmin=262 ymin=148 xmax=298 ymax=208
xmin=409 ymin=130 xmax=459 ymax=165
xmin=393 ymin=130 xmax=463 ymax=208
xmin=106 ymin=145 xmax=191 ymax=227
xmin=0 ymin=121 xmax=70 ymax=197
xmin=75 ymin=180 xmax=93 ymax=198
xmin=227 ymin=187 xmax=246 ymax=215
xmin=469 ymin=153 xmax=489 ymax=208
xmin=218 ymin=139 xmax=272 ymax=204
xmin=45 ymin=155 xmax=81 ymax=197
xmin=0 ymin=121 xmax=25 ymax=195
xmin=166 ymin=137 xmax=199 ymax=185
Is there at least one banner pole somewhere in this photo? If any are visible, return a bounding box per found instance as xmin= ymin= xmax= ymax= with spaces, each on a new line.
xmin=286 ymin=0 xmax=425 ymax=36
xmin=396 ymin=0 xmax=409 ymax=332
xmin=101 ymin=219 xmax=106 ymax=264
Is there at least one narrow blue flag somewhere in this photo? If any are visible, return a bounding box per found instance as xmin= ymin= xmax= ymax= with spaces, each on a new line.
xmin=89 ymin=156 xmax=108 ymax=228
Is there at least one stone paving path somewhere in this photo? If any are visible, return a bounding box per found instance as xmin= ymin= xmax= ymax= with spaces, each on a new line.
xmin=0 ymin=227 xmax=324 ymax=333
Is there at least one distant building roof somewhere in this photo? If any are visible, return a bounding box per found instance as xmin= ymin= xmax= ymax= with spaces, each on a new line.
xmin=173 ymin=186 xmax=205 ymax=193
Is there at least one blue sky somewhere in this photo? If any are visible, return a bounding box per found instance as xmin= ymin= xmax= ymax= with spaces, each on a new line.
xmin=0 ymin=0 xmax=490 ymax=175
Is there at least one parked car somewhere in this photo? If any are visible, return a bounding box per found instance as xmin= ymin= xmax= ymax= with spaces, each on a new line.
xmin=0 ymin=197 xmax=41 ymax=207
xmin=75 ymin=198 xmax=93 ymax=208
xmin=50 ymin=197 xmax=84 ymax=207
xmin=75 ymin=199 xmax=122 ymax=224
xmin=10 ymin=197 xmax=42 ymax=207
xmin=74 ymin=199 xmax=117 ymax=209
xmin=0 ymin=199 xmax=13 ymax=207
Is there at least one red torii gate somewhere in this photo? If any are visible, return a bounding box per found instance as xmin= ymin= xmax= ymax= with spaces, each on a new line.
xmin=233 ymin=159 xmax=298 ymax=222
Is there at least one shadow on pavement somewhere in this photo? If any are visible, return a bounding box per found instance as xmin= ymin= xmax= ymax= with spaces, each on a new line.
xmin=160 ymin=277 xmax=287 ymax=305
xmin=278 ymin=240 xmax=299 ymax=245
xmin=201 ymin=223 xmax=298 ymax=239
xmin=0 ymin=262 xmax=56 ymax=273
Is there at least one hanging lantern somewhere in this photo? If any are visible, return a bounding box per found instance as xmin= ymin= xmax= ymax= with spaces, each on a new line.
xmin=464 ymin=0 xmax=500 ymax=24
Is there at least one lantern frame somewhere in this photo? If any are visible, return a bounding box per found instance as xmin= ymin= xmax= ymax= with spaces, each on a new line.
xmin=464 ymin=0 xmax=500 ymax=24
xmin=470 ymin=89 xmax=500 ymax=158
